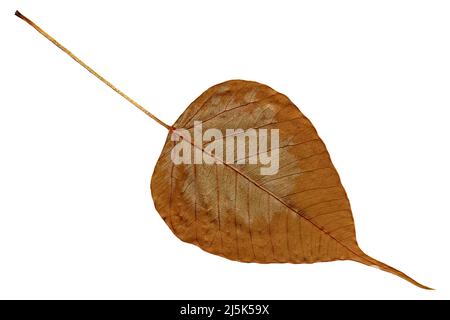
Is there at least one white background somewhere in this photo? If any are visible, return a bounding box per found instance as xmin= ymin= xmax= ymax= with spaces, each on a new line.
xmin=0 ymin=0 xmax=449 ymax=299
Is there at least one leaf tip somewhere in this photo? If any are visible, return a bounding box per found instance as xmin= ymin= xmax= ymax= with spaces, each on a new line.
xmin=355 ymin=252 xmax=433 ymax=290
xmin=417 ymin=283 xmax=435 ymax=291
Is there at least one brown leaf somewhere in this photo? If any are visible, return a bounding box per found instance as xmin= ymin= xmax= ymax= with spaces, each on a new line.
xmin=15 ymin=12 xmax=430 ymax=289
xmin=151 ymin=80 xmax=430 ymax=289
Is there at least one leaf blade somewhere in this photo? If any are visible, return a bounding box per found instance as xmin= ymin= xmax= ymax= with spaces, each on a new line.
xmin=151 ymin=80 xmax=430 ymax=289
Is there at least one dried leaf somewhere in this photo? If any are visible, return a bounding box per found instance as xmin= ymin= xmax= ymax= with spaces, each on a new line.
xmin=16 ymin=11 xmax=431 ymax=289
xmin=151 ymin=80 xmax=430 ymax=289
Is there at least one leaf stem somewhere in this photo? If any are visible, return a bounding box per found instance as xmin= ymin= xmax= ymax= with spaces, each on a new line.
xmin=15 ymin=10 xmax=171 ymax=131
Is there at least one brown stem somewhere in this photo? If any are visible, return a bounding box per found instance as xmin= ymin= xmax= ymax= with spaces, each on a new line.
xmin=15 ymin=10 xmax=171 ymax=130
